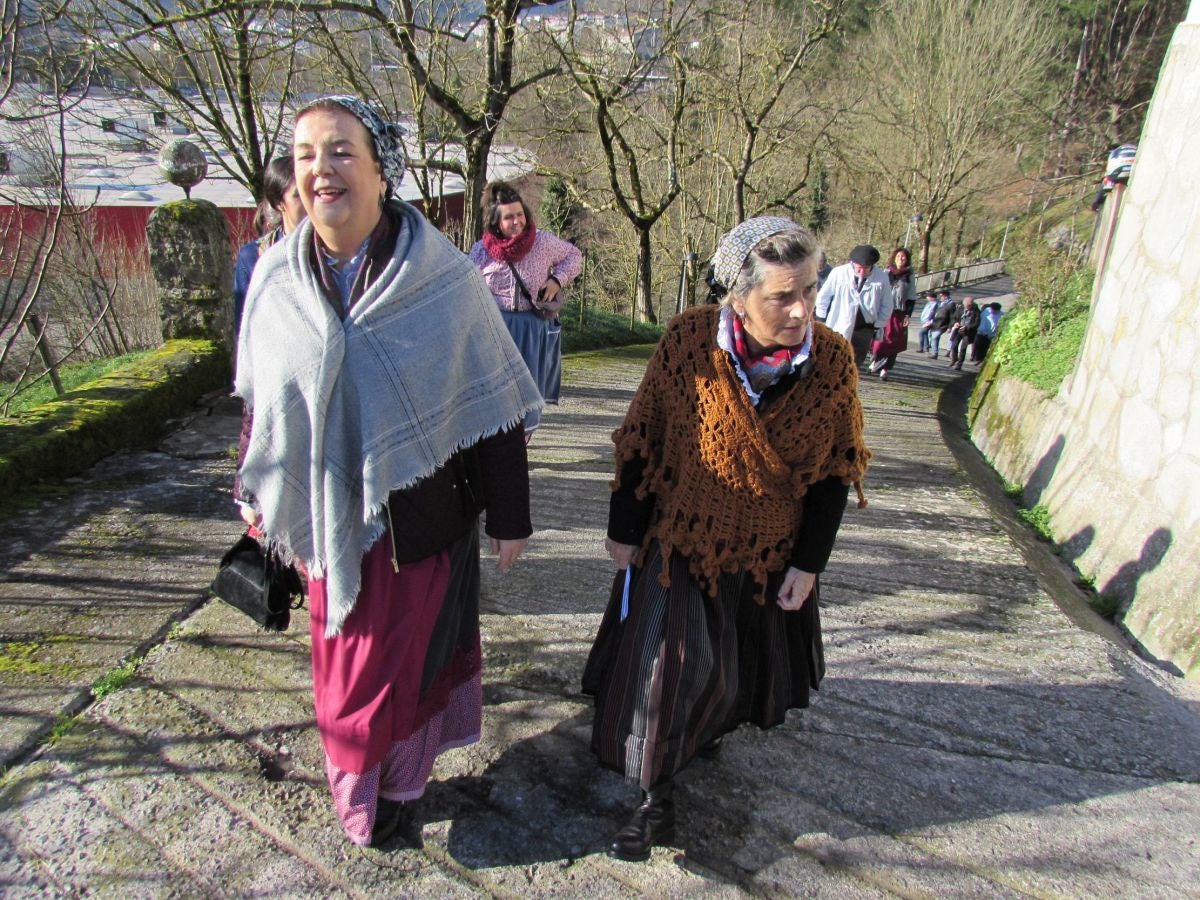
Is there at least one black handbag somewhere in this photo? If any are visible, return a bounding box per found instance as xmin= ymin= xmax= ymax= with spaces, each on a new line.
xmin=210 ymin=532 xmax=304 ymax=631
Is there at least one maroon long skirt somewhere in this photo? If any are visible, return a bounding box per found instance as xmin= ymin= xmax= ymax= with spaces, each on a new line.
xmin=307 ymin=527 xmax=483 ymax=843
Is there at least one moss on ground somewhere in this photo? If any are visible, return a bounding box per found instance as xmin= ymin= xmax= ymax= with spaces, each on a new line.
xmin=0 ymin=638 xmax=81 ymax=679
xmin=559 ymin=301 xmax=662 ymax=354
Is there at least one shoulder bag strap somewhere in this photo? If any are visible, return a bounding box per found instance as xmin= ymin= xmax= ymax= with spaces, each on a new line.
xmin=507 ymin=260 xmax=536 ymax=307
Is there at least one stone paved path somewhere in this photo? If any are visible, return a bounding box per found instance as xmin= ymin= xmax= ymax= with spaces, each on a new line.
xmin=2 ymin=284 xmax=1199 ymax=897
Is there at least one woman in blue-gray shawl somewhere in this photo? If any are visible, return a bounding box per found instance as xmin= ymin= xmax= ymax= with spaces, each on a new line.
xmin=234 ymin=96 xmax=542 ymax=850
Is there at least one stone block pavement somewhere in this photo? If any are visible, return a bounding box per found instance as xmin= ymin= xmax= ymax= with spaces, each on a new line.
xmin=2 ymin=283 xmax=1198 ymax=896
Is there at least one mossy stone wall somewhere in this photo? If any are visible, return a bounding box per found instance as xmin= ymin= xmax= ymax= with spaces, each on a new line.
xmin=146 ymin=199 xmax=233 ymax=346
xmin=0 ymin=340 xmax=229 ymax=502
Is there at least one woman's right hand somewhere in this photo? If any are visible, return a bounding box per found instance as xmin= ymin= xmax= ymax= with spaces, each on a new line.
xmin=605 ymin=537 xmax=638 ymax=570
xmin=239 ymin=504 xmax=262 ymax=528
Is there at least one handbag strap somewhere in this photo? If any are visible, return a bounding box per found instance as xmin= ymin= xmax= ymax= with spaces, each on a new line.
xmin=507 ymin=260 xmax=536 ymax=309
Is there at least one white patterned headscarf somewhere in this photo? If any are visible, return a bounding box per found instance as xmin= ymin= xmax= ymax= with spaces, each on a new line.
xmin=711 ymin=216 xmax=798 ymax=291
xmin=297 ymin=95 xmax=406 ymax=197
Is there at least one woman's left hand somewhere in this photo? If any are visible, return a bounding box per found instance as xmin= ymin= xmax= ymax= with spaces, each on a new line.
xmin=535 ymin=282 xmax=564 ymax=317
xmin=777 ymin=567 xmax=816 ymax=610
xmin=490 ymin=537 xmax=528 ymax=572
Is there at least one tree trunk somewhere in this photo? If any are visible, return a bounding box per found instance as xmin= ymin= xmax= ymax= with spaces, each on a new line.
xmin=458 ymin=136 xmax=494 ymax=250
xmin=952 ymin=208 xmax=967 ymax=263
xmin=636 ymin=226 xmax=657 ymax=324
xmin=919 ymin=226 xmax=933 ymax=274
xmin=25 ymin=314 xmax=63 ymax=396
xmin=234 ymin=15 xmax=264 ymax=202
xmin=1053 ymin=19 xmax=1090 ymax=181
xmin=733 ymin=128 xmax=756 ymax=224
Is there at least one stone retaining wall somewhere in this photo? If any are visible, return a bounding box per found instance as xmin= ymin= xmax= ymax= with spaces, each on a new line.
xmin=0 ymin=339 xmax=229 ymax=503
xmin=970 ymin=5 xmax=1200 ymax=680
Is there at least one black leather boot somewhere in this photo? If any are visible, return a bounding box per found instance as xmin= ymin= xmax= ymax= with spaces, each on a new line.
xmin=370 ymin=797 xmax=423 ymax=849
xmin=370 ymin=798 xmax=407 ymax=848
xmin=608 ymin=782 xmax=676 ymax=862
xmin=697 ymin=734 xmax=724 ymax=759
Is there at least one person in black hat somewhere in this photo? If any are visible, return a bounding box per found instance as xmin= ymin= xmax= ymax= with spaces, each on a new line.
xmin=815 ymin=243 xmax=893 ymax=367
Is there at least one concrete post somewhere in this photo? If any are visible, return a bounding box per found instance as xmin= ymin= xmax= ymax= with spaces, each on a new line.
xmin=146 ymin=199 xmax=233 ymax=347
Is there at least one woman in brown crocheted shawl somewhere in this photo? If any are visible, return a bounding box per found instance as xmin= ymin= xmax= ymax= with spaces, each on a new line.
xmin=582 ymin=216 xmax=870 ymax=862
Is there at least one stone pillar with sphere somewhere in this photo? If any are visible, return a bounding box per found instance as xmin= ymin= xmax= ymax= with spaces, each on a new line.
xmin=147 ymin=139 xmax=234 ymax=346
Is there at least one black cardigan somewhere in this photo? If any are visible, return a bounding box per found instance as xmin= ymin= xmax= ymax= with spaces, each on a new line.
xmin=385 ymin=423 xmax=531 ymax=565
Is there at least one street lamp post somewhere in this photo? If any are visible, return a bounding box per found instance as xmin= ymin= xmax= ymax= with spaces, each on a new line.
xmin=999 ymin=217 xmax=1015 ymax=259
xmin=904 ymin=212 xmax=923 ymax=248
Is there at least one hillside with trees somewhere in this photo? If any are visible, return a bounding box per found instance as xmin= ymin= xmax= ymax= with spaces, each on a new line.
xmin=2 ymin=0 xmax=1187 ymax=354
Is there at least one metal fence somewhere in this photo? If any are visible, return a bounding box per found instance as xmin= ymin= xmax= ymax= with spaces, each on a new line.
xmin=915 ymin=258 xmax=1007 ymax=294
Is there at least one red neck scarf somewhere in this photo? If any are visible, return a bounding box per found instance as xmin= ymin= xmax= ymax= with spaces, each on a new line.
xmin=482 ymin=223 xmax=538 ymax=263
xmin=731 ymin=313 xmax=796 ymax=392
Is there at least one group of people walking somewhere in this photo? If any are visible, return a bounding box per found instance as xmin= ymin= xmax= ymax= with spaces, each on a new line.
xmin=812 ymin=241 xmax=1004 ymax=380
xmin=231 ymin=95 xmax=904 ymax=863
xmin=918 ymin=290 xmax=1003 ymax=369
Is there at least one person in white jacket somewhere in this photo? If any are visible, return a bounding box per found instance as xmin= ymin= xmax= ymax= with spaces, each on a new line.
xmin=815 ymin=244 xmax=893 ymax=367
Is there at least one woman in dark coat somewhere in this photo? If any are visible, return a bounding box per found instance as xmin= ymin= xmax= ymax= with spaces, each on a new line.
xmin=231 ymin=154 xmax=305 ymax=336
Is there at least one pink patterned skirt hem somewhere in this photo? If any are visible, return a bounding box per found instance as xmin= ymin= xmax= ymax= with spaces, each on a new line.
xmin=326 ymin=672 xmax=483 ymax=845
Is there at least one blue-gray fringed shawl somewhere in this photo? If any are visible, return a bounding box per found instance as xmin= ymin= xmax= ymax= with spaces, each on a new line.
xmin=235 ymin=201 xmax=542 ymax=636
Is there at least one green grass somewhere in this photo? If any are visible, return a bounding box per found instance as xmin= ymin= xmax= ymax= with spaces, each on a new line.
xmin=0 ymin=639 xmax=79 ymax=678
xmin=987 ymin=248 xmax=1093 ymax=396
xmin=91 ymin=655 xmax=142 ymax=700
xmin=46 ymin=713 xmax=79 ymax=746
xmin=1002 ymin=310 xmax=1090 ymax=394
xmin=1089 ymin=591 xmax=1121 ymax=619
xmin=1016 ymin=504 xmax=1054 ymax=542
xmin=1 ymin=350 xmax=158 ymax=418
xmin=559 ymin=299 xmax=662 ymax=354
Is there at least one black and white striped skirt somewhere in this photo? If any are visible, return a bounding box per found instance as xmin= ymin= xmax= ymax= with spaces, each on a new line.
xmin=582 ymin=540 xmax=824 ymax=790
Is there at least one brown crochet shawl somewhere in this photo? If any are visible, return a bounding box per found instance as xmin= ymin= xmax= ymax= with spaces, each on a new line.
xmin=613 ymin=305 xmax=870 ymax=600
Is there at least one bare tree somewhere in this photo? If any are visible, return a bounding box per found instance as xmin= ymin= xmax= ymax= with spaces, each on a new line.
xmin=285 ymin=0 xmax=562 ymax=246
xmin=0 ymin=8 xmax=104 ymax=410
xmin=847 ymin=0 xmax=1054 ymax=272
xmin=1051 ymin=0 xmax=1185 ymax=178
xmin=544 ymin=0 xmax=700 ymax=324
xmin=695 ymin=0 xmax=848 ymax=225
xmin=658 ymin=0 xmax=853 ymax=276
xmin=1 ymin=0 xmax=18 ymax=105
xmin=82 ymin=0 xmax=562 ymax=246
xmin=290 ymin=15 xmax=458 ymax=224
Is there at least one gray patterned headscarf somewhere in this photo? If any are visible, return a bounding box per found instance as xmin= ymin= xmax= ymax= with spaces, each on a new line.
xmin=296 ymin=95 xmax=405 ymax=197
xmin=711 ymin=216 xmax=798 ymax=291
